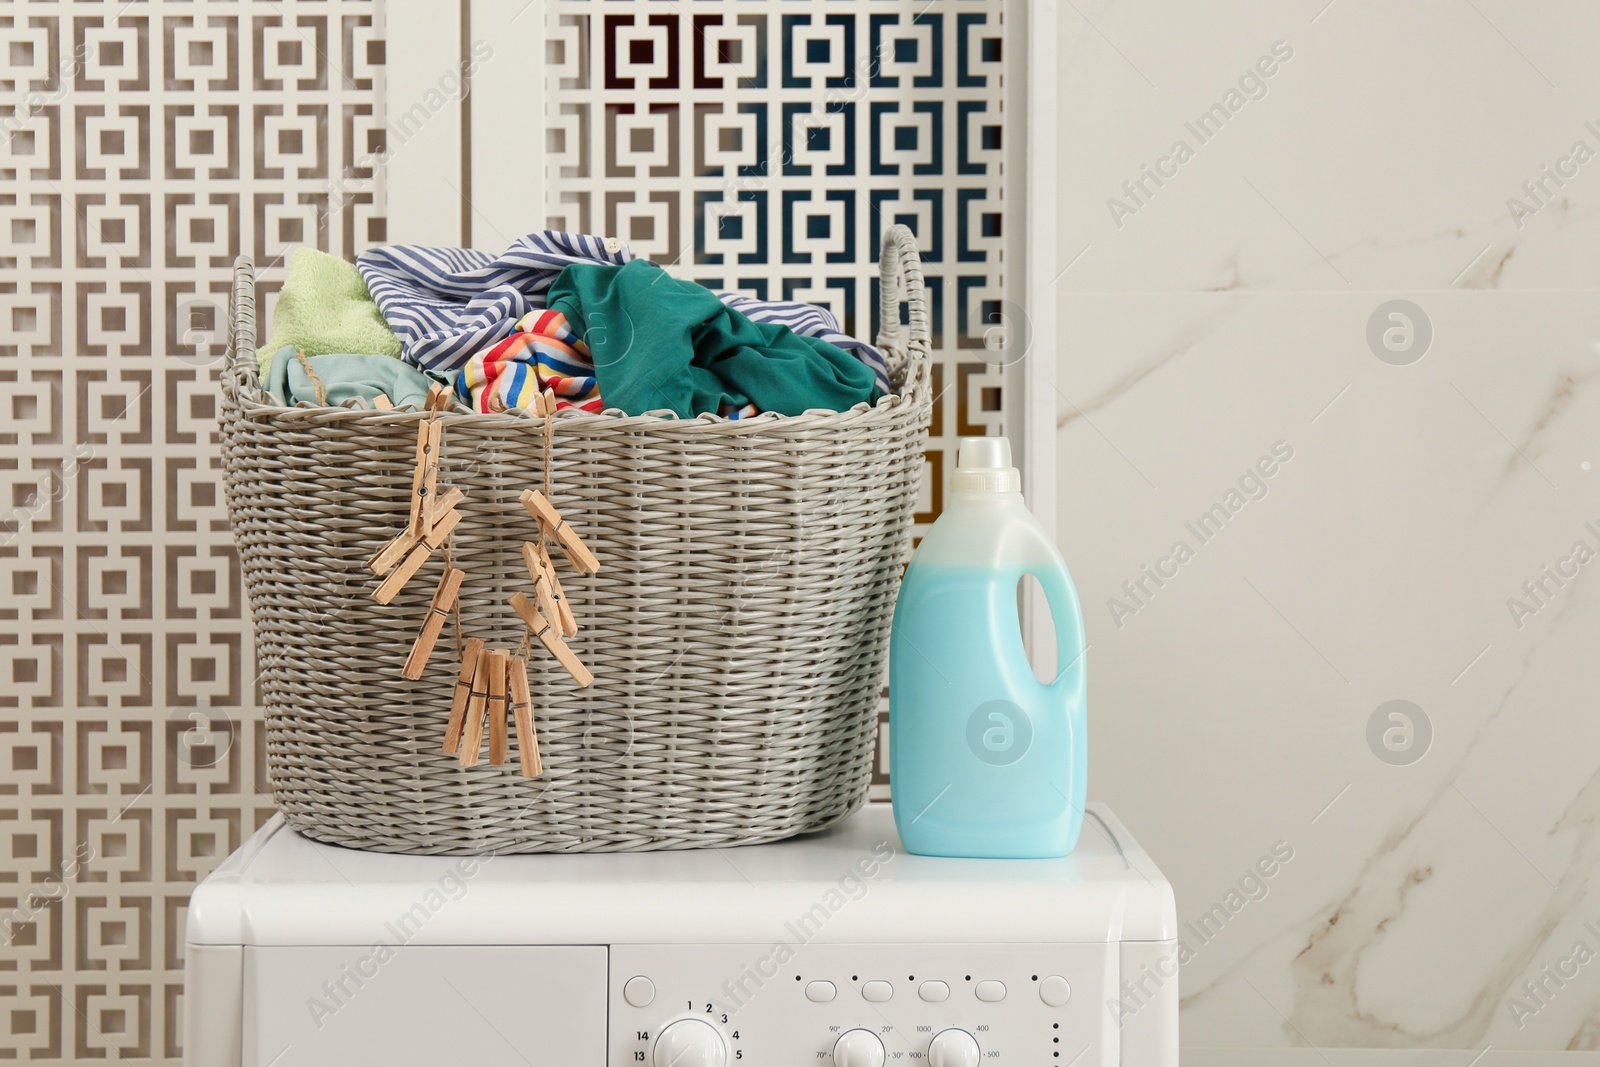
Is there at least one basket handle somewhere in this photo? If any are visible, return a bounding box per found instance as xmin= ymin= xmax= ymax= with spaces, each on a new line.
xmin=876 ymin=224 xmax=931 ymax=407
xmin=224 ymin=254 xmax=260 ymax=404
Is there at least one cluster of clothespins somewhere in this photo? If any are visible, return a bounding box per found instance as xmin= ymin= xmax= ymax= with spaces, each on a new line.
xmin=364 ymin=385 xmax=599 ymax=778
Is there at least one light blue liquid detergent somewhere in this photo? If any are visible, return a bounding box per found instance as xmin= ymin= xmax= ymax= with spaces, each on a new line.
xmin=889 ymin=438 xmax=1087 ymax=859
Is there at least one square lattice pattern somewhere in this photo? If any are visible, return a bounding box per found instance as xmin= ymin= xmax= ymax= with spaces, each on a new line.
xmin=0 ymin=2 xmax=1011 ymax=1061
xmin=540 ymin=0 xmax=1012 ymax=809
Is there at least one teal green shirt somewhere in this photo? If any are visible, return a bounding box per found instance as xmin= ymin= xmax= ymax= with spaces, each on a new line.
xmin=547 ymin=260 xmax=881 ymax=418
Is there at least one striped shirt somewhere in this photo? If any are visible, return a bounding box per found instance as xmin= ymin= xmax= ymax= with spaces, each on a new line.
xmin=356 ymin=230 xmax=891 ymax=396
xmin=456 ymin=309 xmax=605 ymax=415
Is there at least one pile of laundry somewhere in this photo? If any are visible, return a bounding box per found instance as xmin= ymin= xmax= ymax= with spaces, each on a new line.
xmin=258 ymin=231 xmax=891 ymax=420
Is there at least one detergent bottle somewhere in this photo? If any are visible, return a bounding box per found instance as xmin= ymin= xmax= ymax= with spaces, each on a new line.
xmin=889 ymin=437 xmax=1087 ymax=858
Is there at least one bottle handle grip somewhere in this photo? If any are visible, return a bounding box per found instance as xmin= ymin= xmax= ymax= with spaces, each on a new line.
xmin=1025 ymin=563 xmax=1086 ymax=691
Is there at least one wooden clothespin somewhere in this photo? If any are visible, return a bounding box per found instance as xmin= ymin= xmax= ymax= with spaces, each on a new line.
xmin=405 ymin=390 xmax=451 ymax=538
xmin=442 ymin=638 xmax=486 ymax=755
xmin=458 ymin=648 xmax=494 ymax=766
xmin=371 ymin=509 xmax=463 ymax=604
xmin=508 ymin=592 xmax=593 ymax=687
xmin=521 ymin=542 xmax=561 ymax=626
xmin=366 ymin=410 xmax=461 ymax=583
xmin=508 ymin=656 xmax=542 ymax=777
xmin=372 ymin=535 xmax=461 ymax=604
xmin=520 ymin=489 xmax=600 ymax=576
xmin=431 ymin=485 xmax=465 ymax=519
xmin=409 ymin=418 xmax=443 ymax=537
xmin=402 ymin=566 xmax=465 ymax=680
xmin=372 ymin=393 xmax=393 ymax=410
xmin=372 ymin=545 xmax=431 ymax=604
xmin=538 ymin=543 xmax=578 ymax=638
xmin=486 ymin=649 xmax=510 ymax=766
xmin=368 ymin=487 xmax=465 ymax=578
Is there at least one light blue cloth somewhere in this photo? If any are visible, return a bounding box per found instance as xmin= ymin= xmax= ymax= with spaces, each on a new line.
xmin=264 ymin=346 xmax=443 ymax=408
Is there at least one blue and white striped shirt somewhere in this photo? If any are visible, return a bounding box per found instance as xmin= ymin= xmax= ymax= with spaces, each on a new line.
xmin=357 ymin=230 xmax=891 ymax=395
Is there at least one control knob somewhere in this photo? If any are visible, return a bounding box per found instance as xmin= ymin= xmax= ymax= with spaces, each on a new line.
xmin=652 ymin=1018 xmax=727 ymax=1067
xmin=927 ymin=1028 xmax=981 ymax=1067
xmin=832 ymin=1027 xmax=886 ymax=1067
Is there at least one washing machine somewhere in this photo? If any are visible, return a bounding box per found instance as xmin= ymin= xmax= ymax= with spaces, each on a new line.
xmin=183 ymin=803 xmax=1176 ymax=1066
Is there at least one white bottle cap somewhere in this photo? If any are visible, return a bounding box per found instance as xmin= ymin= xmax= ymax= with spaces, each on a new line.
xmin=953 ymin=436 xmax=1021 ymax=493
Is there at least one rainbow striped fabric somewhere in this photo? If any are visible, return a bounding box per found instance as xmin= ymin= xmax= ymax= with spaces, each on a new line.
xmin=455 ymin=307 xmax=763 ymax=419
xmin=455 ymin=309 xmax=603 ymax=414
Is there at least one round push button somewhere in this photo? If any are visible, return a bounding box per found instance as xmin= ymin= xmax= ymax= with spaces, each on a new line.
xmin=862 ymin=980 xmax=894 ymax=1002
xmin=974 ymin=980 xmax=1006 ymax=1002
xmin=806 ymin=980 xmax=837 ymax=1003
xmin=918 ymin=980 xmax=950 ymax=1003
xmin=1040 ymin=974 xmax=1071 ymax=1007
xmin=623 ymin=975 xmax=655 ymax=1008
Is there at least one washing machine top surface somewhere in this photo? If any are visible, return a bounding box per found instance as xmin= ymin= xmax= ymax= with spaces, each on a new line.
xmin=188 ymin=803 xmax=1174 ymax=946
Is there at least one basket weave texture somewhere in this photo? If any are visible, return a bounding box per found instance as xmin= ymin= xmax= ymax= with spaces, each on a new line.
xmin=219 ymin=226 xmax=932 ymax=854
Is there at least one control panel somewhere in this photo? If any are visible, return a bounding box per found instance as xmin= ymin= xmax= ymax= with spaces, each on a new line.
xmin=609 ymin=944 xmax=1117 ymax=1067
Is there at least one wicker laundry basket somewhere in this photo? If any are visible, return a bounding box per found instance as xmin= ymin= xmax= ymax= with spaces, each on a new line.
xmin=219 ymin=225 xmax=931 ymax=854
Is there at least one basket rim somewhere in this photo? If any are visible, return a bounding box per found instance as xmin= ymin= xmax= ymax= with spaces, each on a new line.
xmin=227 ymin=375 xmax=923 ymax=436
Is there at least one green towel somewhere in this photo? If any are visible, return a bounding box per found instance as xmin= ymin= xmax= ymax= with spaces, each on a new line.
xmin=547 ymin=260 xmax=881 ymax=418
xmin=264 ymin=346 xmax=440 ymax=408
xmin=259 ymin=247 xmax=402 ymax=375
